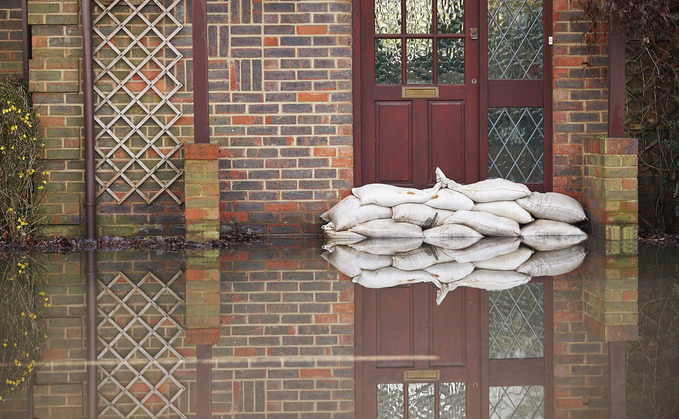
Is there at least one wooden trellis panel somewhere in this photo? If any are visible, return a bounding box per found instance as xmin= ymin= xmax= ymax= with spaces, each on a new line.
xmin=92 ymin=0 xmax=183 ymax=205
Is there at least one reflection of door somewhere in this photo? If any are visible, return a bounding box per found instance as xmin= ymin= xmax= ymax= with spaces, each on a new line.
xmin=359 ymin=0 xmax=480 ymax=187
xmin=356 ymin=0 xmax=552 ymax=190
xmin=355 ymin=279 xmax=553 ymax=418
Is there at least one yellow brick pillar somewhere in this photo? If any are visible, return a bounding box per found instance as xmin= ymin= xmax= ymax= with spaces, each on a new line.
xmin=583 ymin=137 xmax=638 ymax=241
xmin=185 ymin=249 xmax=220 ymax=345
xmin=184 ymin=143 xmax=220 ymax=242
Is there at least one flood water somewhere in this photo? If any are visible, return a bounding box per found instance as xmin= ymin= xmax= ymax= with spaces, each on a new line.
xmin=0 ymin=238 xmax=677 ymax=418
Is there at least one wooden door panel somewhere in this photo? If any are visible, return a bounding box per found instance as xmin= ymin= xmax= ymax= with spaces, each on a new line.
xmin=429 ymin=101 xmax=465 ymax=184
xmin=377 ymin=286 xmax=414 ymax=368
xmin=376 ymin=101 xmax=413 ymax=184
xmin=429 ymin=286 xmax=466 ymax=367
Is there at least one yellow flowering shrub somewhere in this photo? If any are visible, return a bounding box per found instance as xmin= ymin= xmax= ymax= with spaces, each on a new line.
xmin=0 ymin=79 xmax=46 ymax=242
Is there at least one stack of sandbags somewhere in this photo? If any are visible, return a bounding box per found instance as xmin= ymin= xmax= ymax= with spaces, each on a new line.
xmin=322 ymin=240 xmax=587 ymax=305
xmin=321 ymin=167 xmax=587 ymax=252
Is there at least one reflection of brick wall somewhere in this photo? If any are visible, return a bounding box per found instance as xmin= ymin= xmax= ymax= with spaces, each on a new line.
xmin=217 ymin=244 xmax=355 ymax=415
xmin=552 ymin=0 xmax=609 ymax=200
xmin=0 ymin=2 xmax=22 ymax=76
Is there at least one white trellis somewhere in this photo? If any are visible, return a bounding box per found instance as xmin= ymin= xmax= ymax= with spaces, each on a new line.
xmin=92 ymin=0 xmax=183 ymax=204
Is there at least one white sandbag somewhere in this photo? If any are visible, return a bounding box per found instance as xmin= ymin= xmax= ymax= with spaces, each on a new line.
xmin=517 ymin=244 xmax=587 ymax=277
xmin=425 ymin=262 xmax=475 ymax=283
xmin=474 ymin=247 xmax=534 ymax=271
xmin=423 ymin=224 xmax=483 ymax=249
xmin=423 ymin=189 xmax=475 ymax=211
xmin=350 ymin=237 xmax=424 ymax=255
xmin=436 ymin=282 xmax=460 ymax=305
xmin=442 ymin=237 xmax=521 ymax=263
xmin=320 ymin=195 xmax=392 ymax=230
xmin=520 ymin=219 xmax=587 ymax=251
xmin=457 ymin=269 xmax=532 ymax=291
xmin=473 ymin=201 xmax=533 ymax=224
xmin=349 ymin=219 xmax=424 ymax=239
xmin=321 ymin=225 xmax=367 ymax=246
xmin=352 ymin=183 xmax=441 ymax=207
xmin=321 ymin=246 xmax=392 ymax=277
xmin=516 ymin=192 xmax=586 ymax=223
xmin=392 ymin=204 xmax=455 ymax=228
xmin=392 ymin=244 xmax=455 ymax=271
xmin=436 ymin=167 xmax=530 ymax=202
xmin=353 ymin=267 xmax=440 ymax=289
xmin=443 ymin=210 xmax=521 ymax=237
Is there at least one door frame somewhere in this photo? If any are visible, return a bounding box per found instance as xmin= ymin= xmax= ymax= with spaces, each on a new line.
xmin=352 ymin=0 xmax=553 ymax=191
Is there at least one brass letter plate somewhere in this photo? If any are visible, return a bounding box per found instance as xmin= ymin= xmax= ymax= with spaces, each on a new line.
xmin=401 ymin=86 xmax=439 ymax=99
xmin=404 ymin=369 xmax=440 ymax=381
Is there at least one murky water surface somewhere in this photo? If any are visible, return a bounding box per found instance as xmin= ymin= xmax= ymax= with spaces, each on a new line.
xmin=0 ymin=239 xmax=677 ymax=418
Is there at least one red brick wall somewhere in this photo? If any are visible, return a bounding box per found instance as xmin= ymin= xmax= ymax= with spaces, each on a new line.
xmin=0 ymin=2 xmax=23 ymax=76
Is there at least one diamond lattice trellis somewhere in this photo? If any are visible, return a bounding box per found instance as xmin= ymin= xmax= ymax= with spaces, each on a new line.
xmin=97 ymin=271 xmax=185 ymax=418
xmin=93 ymin=0 xmax=183 ymax=205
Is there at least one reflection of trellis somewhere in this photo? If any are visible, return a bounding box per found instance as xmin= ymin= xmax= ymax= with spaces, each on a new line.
xmin=97 ymin=271 xmax=185 ymax=418
xmin=92 ymin=0 xmax=183 ymax=204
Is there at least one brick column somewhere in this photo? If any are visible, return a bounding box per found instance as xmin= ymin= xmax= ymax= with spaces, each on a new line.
xmin=184 ymin=143 xmax=220 ymax=242
xmin=185 ymin=249 xmax=220 ymax=345
xmin=583 ymin=137 xmax=639 ymax=241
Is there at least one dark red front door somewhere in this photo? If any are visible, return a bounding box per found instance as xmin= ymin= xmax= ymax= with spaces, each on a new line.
xmin=359 ymin=0 xmax=481 ymax=187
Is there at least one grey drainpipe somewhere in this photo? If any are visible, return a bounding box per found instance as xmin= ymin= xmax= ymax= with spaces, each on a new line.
xmin=81 ymin=0 xmax=96 ymax=240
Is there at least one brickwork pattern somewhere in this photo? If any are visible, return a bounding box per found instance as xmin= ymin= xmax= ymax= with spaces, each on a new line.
xmin=217 ymin=243 xmax=355 ymax=416
xmin=584 ymin=137 xmax=638 ymax=240
xmin=184 ymin=144 xmax=220 ymax=242
xmin=186 ymin=249 xmax=221 ymax=344
xmin=552 ymin=0 xmax=609 ymax=200
xmin=213 ymin=0 xmax=355 ymax=235
xmin=0 ymin=4 xmax=23 ymax=76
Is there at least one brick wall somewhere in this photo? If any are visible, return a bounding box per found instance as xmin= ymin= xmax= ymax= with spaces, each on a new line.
xmin=213 ymin=0 xmax=354 ymax=236
xmin=0 ymin=0 xmax=23 ymax=76
xmin=552 ymin=0 xmax=609 ymax=200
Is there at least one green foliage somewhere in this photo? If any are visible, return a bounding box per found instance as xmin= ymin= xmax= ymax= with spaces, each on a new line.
xmin=0 ymin=78 xmax=47 ymax=242
xmin=0 ymin=253 xmax=47 ymax=403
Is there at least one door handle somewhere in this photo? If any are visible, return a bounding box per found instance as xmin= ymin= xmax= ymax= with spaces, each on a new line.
xmin=470 ymin=27 xmax=479 ymax=40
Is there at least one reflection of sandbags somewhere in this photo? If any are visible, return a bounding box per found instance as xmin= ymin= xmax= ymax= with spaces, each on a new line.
xmin=473 ymin=201 xmax=533 ymax=224
xmin=517 ymin=244 xmax=587 ymax=277
xmin=320 ymin=195 xmax=392 ymax=230
xmin=321 ymin=225 xmax=366 ymax=246
xmin=321 ymin=245 xmax=392 ymax=277
xmin=392 ymin=204 xmax=454 ymax=228
xmin=516 ymin=192 xmax=586 ymax=223
xmin=425 ymin=261 xmax=475 ymax=283
xmin=350 ymin=237 xmax=424 ymax=255
xmin=436 ymin=283 xmax=460 ymax=305
xmin=423 ymin=224 xmax=483 ymax=249
xmin=352 ymin=183 xmax=441 ymax=207
xmin=520 ymin=220 xmax=587 ymax=251
xmin=349 ymin=219 xmax=424 ymax=239
xmin=392 ymin=244 xmax=454 ymax=271
xmin=475 ymin=247 xmax=534 ymax=271
xmin=423 ymin=189 xmax=474 ymax=211
xmin=353 ymin=267 xmax=439 ymax=289
xmin=442 ymin=237 xmax=521 ymax=263
xmin=444 ymin=210 xmax=521 ymax=237
xmin=458 ymin=269 xmax=532 ymax=291
xmin=436 ymin=168 xmax=531 ymax=202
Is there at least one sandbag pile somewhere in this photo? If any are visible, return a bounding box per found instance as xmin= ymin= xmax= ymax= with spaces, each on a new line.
xmin=320 ymin=168 xmax=588 ymax=302
xmin=322 ymin=240 xmax=586 ymax=305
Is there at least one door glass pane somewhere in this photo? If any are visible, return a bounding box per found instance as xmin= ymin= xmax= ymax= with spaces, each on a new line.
xmin=488 ymin=0 xmax=543 ymax=79
xmin=408 ymin=382 xmax=435 ymax=418
xmin=489 ymin=386 xmax=545 ymax=418
xmin=438 ymin=38 xmax=464 ymax=84
xmin=378 ymin=383 xmax=405 ymax=419
xmin=375 ymin=0 xmax=402 ymax=34
xmin=488 ymin=107 xmax=544 ymax=184
xmin=440 ymin=382 xmax=467 ymax=419
xmin=407 ymin=0 xmax=433 ymax=34
xmin=437 ymin=0 xmax=464 ymax=33
xmin=376 ymin=39 xmax=403 ymax=84
xmin=406 ymin=38 xmax=433 ymax=84
xmin=489 ymin=283 xmax=544 ymax=359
